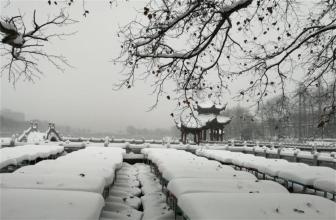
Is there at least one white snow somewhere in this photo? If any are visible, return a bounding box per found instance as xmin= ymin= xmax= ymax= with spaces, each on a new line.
xmin=143 ymin=148 xmax=257 ymax=183
xmin=196 ymin=149 xmax=336 ymax=186
xmin=216 ymin=115 xmax=231 ymax=124
xmin=0 ymin=145 xmax=64 ymax=169
xmin=163 ymin=169 xmax=256 ymax=181
xmin=15 ymin=147 xmax=125 ymax=186
xmin=1 ymin=188 xmax=104 ymax=220
xmin=141 ymin=192 xmax=175 ymax=220
xmin=313 ymin=178 xmax=336 ymax=193
xmin=106 ymin=196 xmax=142 ymax=210
xmin=0 ymin=173 xmax=105 ymax=194
xmin=27 ymin=131 xmax=47 ymax=144
xmin=0 ymin=137 xmax=13 ymax=146
xmin=103 ymin=202 xmax=142 ymax=220
xmin=278 ymin=166 xmax=336 ymax=186
xmin=179 ymin=112 xmax=231 ymax=129
xmin=98 ymin=162 xmax=144 ymax=220
xmin=197 ymin=99 xmax=215 ymax=108
xmin=179 ymin=193 xmax=336 ymax=220
xmin=167 ymin=179 xmax=288 ymax=198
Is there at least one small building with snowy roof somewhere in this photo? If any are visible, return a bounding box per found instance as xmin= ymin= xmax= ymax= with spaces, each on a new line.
xmin=176 ymin=100 xmax=231 ymax=144
xmin=18 ymin=122 xmax=63 ymax=143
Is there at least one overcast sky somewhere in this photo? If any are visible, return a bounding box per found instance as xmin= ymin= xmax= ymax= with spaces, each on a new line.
xmin=0 ymin=0 xmax=183 ymax=132
xmin=1 ymin=0 xmax=312 ymax=133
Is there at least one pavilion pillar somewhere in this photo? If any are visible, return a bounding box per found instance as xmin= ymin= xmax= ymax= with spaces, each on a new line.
xmin=197 ymin=131 xmax=201 ymax=145
xmin=216 ymin=129 xmax=219 ymax=141
xmin=203 ymin=129 xmax=207 ymax=141
xmin=221 ymin=128 xmax=224 ymax=142
xmin=183 ymin=132 xmax=186 ymax=144
xmin=210 ymin=129 xmax=213 ymax=141
xmin=193 ymin=132 xmax=197 ymax=143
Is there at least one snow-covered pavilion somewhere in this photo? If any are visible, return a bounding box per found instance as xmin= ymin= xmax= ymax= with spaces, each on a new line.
xmin=17 ymin=122 xmax=63 ymax=143
xmin=176 ymin=100 xmax=231 ymax=144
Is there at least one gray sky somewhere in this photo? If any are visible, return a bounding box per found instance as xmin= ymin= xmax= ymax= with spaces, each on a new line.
xmin=1 ymin=0 xmax=179 ymax=132
xmin=0 ymin=0 xmax=312 ymax=133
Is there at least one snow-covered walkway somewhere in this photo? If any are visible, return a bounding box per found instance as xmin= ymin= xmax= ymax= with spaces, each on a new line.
xmin=101 ymin=162 xmax=178 ymax=220
xmin=196 ymin=149 xmax=336 ymax=199
xmin=142 ymin=148 xmax=336 ymax=220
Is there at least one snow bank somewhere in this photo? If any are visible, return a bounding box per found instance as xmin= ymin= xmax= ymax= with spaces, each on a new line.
xmin=167 ymin=179 xmax=288 ymax=198
xmin=144 ymin=148 xmax=256 ymax=184
xmin=0 ymin=173 xmax=105 ymax=194
xmin=1 ymin=188 xmax=104 ymax=220
xmin=197 ymin=149 xmax=336 ymax=189
xmin=15 ymin=147 xmax=125 ymax=186
xmin=179 ymin=193 xmax=336 ymax=220
xmin=0 ymin=145 xmax=64 ymax=169
xmin=278 ymin=166 xmax=336 ymax=186
xmin=313 ymin=178 xmax=336 ymax=193
xmin=163 ymin=169 xmax=256 ymax=181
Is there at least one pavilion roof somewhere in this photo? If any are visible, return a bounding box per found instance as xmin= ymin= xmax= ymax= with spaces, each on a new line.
xmin=196 ymin=99 xmax=227 ymax=112
xmin=177 ymin=113 xmax=231 ymax=130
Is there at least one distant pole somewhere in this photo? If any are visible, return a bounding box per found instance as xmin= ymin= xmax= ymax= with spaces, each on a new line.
xmin=298 ymin=90 xmax=302 ymax=141
xmin=318 ymin=79 xmax=323 ymax=139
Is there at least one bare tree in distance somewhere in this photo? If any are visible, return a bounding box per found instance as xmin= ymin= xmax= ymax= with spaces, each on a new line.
xmin=115 ymin=0 xmax=336 ymax=126
xmin=0 ymin=9 xmax=77 ymax=85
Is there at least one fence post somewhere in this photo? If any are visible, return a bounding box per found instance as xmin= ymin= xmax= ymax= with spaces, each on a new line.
xmin=277 ymin=145 xmax=282 ymax=159
xmin=293 ymin=147 xmax=298 ymax=162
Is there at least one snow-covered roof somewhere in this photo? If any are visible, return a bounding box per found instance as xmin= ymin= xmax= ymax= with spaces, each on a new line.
xmin=197 ymin=99 xmax=214 ymax=108
xmin=179 ymin=113 xmax=231 ymax=129
xmin=216 ymin=115 xmax=231 ymax=124
xmin=180 ymin=114 xmax=205 ymax=129
xmin=196 ymin=99 xmax=226 ymax=111
xmin=17 ymin=127 xmax=33 ymax=142
xmin=18 ymin=122 xmax=63 ymax=143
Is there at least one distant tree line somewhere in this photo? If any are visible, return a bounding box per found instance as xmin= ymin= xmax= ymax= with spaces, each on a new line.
xmin=224 ymin=85 xmax=336 ymax=141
